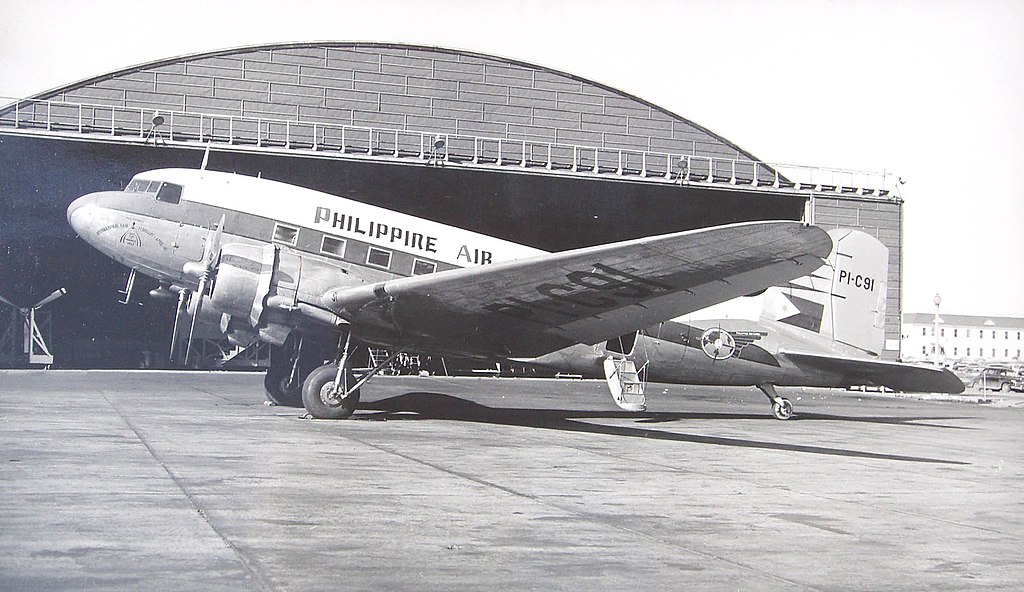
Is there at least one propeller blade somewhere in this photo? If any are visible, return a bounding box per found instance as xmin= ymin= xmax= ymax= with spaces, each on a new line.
xmin=199 ymin=231 xmax=214 ymax=265
xmin=184 ymin=280 xmax=206 ymax=367
xmin=211 ymin=215 xmax=225 ymax=260
xmin=34 ymin=287 xmax=67 ymax=309
xmin=0 ymin=293 xmax=17 ymax=309
xmin=184 ymin=216 xmax=224 ymax=367
xmin=169 ymin=289 xmax=189 ymax=363
xmin=202 ymin=215 xmax=225 ymax=265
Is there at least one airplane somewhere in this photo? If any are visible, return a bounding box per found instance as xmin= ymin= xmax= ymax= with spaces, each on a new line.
xmin=65 ymin=166 xmax=961 ymax=420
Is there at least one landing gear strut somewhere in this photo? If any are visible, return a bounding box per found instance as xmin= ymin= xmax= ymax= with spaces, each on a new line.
xmin=301 ymin=332 xmax=409 ymax=420
xmin=757 ymin=383 xmax=794 ymax=420
xmin=265 ymin=333 xmax=338 ymax=408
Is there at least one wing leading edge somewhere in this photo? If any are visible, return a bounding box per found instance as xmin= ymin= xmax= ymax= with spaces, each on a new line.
xmin=780 ymin=351 xmax=966 ymax=394
xmin=322 ymin=221 xmax=833 ymax=358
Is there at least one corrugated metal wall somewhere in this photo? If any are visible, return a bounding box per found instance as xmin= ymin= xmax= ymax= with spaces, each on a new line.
xmin=50 ymin=43 xmax=752 ymax=161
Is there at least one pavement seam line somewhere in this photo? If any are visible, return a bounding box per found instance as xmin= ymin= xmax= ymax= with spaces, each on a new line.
xmin=320 ymin=424 xmax=826 ymax=592
xmin=101 ymin=393 xmax=279 ymax=592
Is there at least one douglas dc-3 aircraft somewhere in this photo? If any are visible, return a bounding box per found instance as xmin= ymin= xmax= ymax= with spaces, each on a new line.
xmin=66 ymin=166 xmax=963 ymax=420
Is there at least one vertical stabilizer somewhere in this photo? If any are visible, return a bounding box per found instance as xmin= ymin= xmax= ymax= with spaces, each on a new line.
xmin=769 ymin=229 xmax=888 ymax=356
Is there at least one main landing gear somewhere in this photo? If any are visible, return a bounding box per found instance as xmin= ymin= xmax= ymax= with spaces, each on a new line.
xmin=268 ymin=330 xmax=407 ymax=420
xmin=264 ymin=331 xmax=361 ymax=418
xmin=757 ymin=383 xmax=794 ymax=420
xmin=264 ymin=367 xmax=302 ymax=406
xmin=301 ymin=363 xmax=361 ymax=420
xmin=264 ymin=333 xmax=313 ymax=408
xmin=299 ymin=331 xmax=364 ymax=420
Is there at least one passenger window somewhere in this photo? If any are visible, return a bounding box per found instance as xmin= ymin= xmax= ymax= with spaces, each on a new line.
xmin=273 ymin=223 xmax=299 ymax=246
xmin=320 ymin=235 xmax=347 ymax=258
xmin=366 ymin=247 xmax=392 ymax=269
xmin=412 ymin=259 xmax=437 ymax=275
xmin=156 ymin=182 xmax=182 ymax=204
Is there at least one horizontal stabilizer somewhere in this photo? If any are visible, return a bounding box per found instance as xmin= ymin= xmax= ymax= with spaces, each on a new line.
xmin=781 ymin=351 xmax=965 ymax=394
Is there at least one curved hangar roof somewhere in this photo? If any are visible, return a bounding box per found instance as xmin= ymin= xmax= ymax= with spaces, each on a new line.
xmin=25 ymin=42 xmax=760 ymax=167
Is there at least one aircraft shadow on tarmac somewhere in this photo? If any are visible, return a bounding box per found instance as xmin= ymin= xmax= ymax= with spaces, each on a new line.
xmin=357 ymin=391 xmax=969 ymax=466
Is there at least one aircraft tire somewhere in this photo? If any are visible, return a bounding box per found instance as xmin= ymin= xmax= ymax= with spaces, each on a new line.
xmin=264 ymin=367 xmax=303 ymax=407
xmin=772 ymin=398 xmax=794 ymax=420
xmin=301 ymin=364 xmax=360 ymax=420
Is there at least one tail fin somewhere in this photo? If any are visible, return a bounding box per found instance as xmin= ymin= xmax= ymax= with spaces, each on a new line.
xmin=763 ymin=229 xmax=888 ymax=356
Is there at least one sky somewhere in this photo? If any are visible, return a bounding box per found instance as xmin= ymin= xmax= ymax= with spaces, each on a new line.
xmin=2 ymin=0 xmax=1022 ymax=317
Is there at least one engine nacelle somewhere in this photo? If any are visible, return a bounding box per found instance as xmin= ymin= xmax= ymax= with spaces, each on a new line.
xmin=185 ymin=294 xmax=233 ymax=340
xmin=208 ymin=243 xmax=342 ymax=346
xmin=210 ymin=243 xmax=297 ymax=327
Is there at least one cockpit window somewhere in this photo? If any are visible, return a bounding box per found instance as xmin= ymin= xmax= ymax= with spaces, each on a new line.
xmin=125 ymin=179 xmax=149 ymax=192
xmin=156 ymin=182 xmax=183 ymax=204
xmin=126 ymin=178 xmax=182 ymax=204
xmin=126 ymin=179 xmax=160 ymax=193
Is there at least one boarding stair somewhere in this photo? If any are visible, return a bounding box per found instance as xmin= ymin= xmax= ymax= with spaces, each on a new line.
xmin=603 ymin=355 xmax=647 ymax=412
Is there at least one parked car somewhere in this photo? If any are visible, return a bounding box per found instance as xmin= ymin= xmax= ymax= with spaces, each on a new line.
xmin=967 ymin=367 xmax=1018 ymax=392
xmin=952 ymin=364 xmax=983 ymax=383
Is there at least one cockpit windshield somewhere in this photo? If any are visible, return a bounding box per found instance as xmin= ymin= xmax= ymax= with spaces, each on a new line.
xmin=125 ymin=178 xmax=158 ymax=193
xmin=125 ymin=178 xmax=182 ymax=204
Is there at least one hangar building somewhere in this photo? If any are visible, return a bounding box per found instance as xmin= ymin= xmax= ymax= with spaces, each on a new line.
xmin=0 ymin=42 xmax=904 ymax=368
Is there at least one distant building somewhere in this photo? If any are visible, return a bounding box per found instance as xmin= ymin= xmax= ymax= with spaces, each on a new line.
xmin=902 ymin=313 xmax=1024 ymax=365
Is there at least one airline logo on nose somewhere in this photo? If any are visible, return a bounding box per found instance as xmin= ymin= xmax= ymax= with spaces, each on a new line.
xmin=119 ymin=228 xmax=142 ymax=248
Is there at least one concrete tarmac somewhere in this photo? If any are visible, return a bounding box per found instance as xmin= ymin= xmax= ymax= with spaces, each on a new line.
xmin=1 ymin=370 xmax=1022 ymax=591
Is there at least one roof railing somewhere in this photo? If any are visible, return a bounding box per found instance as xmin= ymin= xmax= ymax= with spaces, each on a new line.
xmin=0 ymin=96 xmax=900 ymax=199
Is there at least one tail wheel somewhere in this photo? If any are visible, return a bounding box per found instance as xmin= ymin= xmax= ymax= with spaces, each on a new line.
xmin=772 ymin=398 xmax=794 ymax=420
xmin=301 ymin=364 xmax=360 ymax=419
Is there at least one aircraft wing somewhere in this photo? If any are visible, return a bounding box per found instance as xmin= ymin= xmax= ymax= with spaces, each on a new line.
xmin=321 ymin=221 xmax=832 ymax=358
xmin=780 ymin=351 xmax=966 ymax=394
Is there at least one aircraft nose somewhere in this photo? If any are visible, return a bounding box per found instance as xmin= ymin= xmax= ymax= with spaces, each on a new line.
xmin=66 ymin=193 xmax=98 ymax=234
